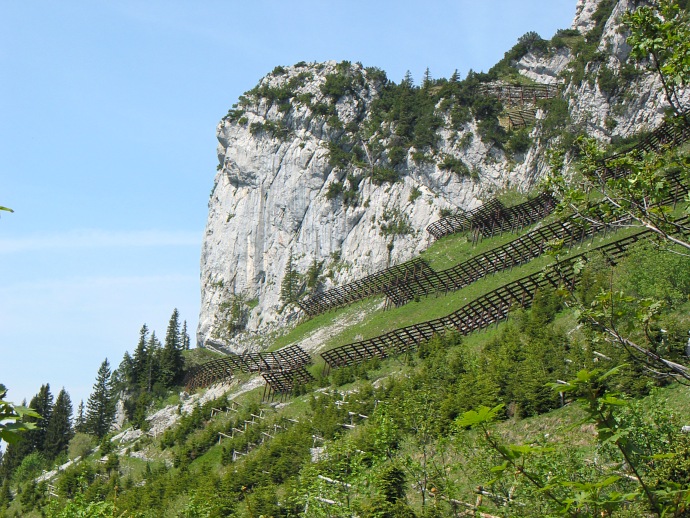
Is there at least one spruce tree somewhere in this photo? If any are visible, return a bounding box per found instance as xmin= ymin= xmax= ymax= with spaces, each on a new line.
xmin=44 ymin=388 xmax=73 ymax=459
xmin=180 ymin=320 xmax=191 ymax=350
xmin=118 ymin=351 xmax=135 ymax=389
xmin=25 ymin=384 xmax=53 ymax=452
xmin=75 ymin=400 xmax=85 ymax=433
xmin=132 ymin=324 xmax=149 ymax=387
xmin=85 ymin=359 xmax=115 ymax=438
xmin=0 ymin=479 xmax=11 ymax=510
xmin=280 ymin=252 xmax=299 ymax=303
xmin=160 ymin=308 xmax=183 ymax=388
xmin=145 ymin=332 xmax=162 ymax=393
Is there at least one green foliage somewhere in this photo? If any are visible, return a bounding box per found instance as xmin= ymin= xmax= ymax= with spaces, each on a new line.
xmin=325 ymin=180 xmax=344 ymax=200
xmin=280 ymin=252 xmax=301 ymax=304
xmin=305 ymin=258 xmax=324 ymax=292
xmin=619 ymin=242 xmax=690 ymax=306
xmin=214 ymin=293 xmax=251 ymax=340
xmin=379 ymin=208 xmax=412 ymax=237
xmin=408 ymin=186 xmax=422 ymax=203
xmin=67 ymin=433 xmax=95 ymax=460
xmin=44 ymin=389 xmax=73 ymax=460
xmin=489 ymin=31 xmax=548 ymax=80
xmin=371 ymin=166 xmax=399 ymax=185
xmin=625 ymin=0 xmax=690 ymax=116
xmin=85 ymin=359 xmax=116 ymax=439
xmin=438 ymin=155 xmax=471 ymax=177
xmin=507 ymin=127 xmax=533 ymax=155
xmin=597 ymin=64 xmax=622 ymax=97
xmin=0 ymin=388 xmax=40 ymax=445
xmin=328 ymin=140 xmax=353 ymax=169
xmin=160 ymin=308 xmax=184 ymax=388
xmin=12 ymin=451 xmax=45 ymax=484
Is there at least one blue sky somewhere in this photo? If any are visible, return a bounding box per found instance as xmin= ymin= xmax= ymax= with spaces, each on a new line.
xmin=0 ymin=1 xmax=575 ymax=414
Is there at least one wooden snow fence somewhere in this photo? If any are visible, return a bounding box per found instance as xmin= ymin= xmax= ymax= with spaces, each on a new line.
xmin=184 ymin=344 xmax=311 ymax=391
xmin=298 ymin=257 xmax=433 ymax=317
xmin=477 ymin=83 xmax=559 ymax=107
xmin=322 ymin=223 xmax=689 ymax=374
xmin=262 ymin=366 xmax=316 ymax=402
xmin=600 ymin=113 xmax=690 ymax=180
xmin=426 ymin=192 xmax=556 ymax=241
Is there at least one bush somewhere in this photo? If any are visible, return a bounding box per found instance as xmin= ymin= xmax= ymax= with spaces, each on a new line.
xmin=325 ymin=181 xmax=344 ymax=200
xmin=408 ymin=186 xmax=422 ymax=202
xmin=439 ymin=155 xmax=471 ymax=177
xmin=508 ymin=128 xmax=533 ymax=154
xmin=371 ymin=166 xmax=399 ymax=185
xmin=597 ymin=65 xmax=621 ymax=97
xmin=67 ymin=432 xmax=96 ymax=460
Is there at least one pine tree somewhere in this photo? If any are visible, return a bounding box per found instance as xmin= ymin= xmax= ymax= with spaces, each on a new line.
xmin=160 ymin=308 xmax=183 ymax=388
xmin=75 ymin=400 xmax=85 ymax=433
xmin=0 ymin=479 xmax=11 ymax=510
xmin=44 ymin=388 xmax=73 ymax=459
xmin=145 ymin=332 xmax=162 ymax=393
xmin=280 ymin=252 xmax=299 ymax=303
xmin=85 ymin=359 xmax=116 ymax=438
xmin=132 ymin=324 xmax=149 ymax=386
xmin=117 ymin=351 xmax=135 ymax=389
xmin=422 ymin=67 xmax=432 ymax=89
xmin=25 ymin=384 xmax=53 ymax=452
xmin=402 ymin=70 xmax=414 ymax=87
xmin=180 ymin=320 xmax=191 ymax=350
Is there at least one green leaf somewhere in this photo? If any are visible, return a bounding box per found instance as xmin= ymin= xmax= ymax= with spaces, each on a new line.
xmin=456 ymin=404 xmax=504 ymax=428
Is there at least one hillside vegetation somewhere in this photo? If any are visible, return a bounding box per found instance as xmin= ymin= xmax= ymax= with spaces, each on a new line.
xmin=2 ymin=1 xmax=690 ymax=517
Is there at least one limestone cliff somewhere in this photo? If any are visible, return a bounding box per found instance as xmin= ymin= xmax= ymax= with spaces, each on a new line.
xmin=197 ymin=0 xmax=685 ymax=351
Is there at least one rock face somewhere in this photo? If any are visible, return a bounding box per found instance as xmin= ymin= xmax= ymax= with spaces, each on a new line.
xmin=197 ymin=0 xmax=685 ymax=351
xmin=198 ymin=61 xmax=545 ymax=350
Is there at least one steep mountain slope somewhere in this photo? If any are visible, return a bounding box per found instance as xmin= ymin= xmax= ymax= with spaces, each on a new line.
xmin=197 ymin=0 xmax=686 ymax=351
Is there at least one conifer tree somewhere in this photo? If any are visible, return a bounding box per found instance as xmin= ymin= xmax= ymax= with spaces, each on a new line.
xmin=181 ymin=320 xmax=191 ymax=350
xmin=422 ymin=67 xmax=432 ymax=89
xmin=75 ymin=400 xmax=85 ymax=433
xmin=44 ymin=388 xmax=73 ymax=459
xmin=132 ymin=324 xmax=149 ymax=386
xmin=25 ymin=384 xmax=53 ymax=452
xmin=280 ymin=252 xmax=299 ymax=303
xmin=0 ymin=479 xmax=11 ymax=510
xmin=85 ymin=359 xmax=115 ymax=438
xmin=144 ymin=332 xmax=162 ymax=393
xmin=160 ymin=308 xmax=183 ymax=388
xmin=117 ymin=351 xmax=135 ymax=389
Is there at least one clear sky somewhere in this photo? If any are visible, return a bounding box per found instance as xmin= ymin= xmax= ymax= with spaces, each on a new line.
xmin=0 ymin=1 xmax=576 ymax=416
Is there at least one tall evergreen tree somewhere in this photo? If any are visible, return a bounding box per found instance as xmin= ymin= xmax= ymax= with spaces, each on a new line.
xmin=85 ymin=359 xmax=115 ymax=438
xmin=0 ymin=479 xmax=11 ymax=510
xmin=160 ymin=308 xmax=183 ymax=388
xmin=44 ymin=388 xmax=73 ymax=459
xmin=75 ymin=400 xmax=85 ymax=433
xmin=117 ymin=351 xmax=135 ymax=389
xmin=422 ymin=67 xmax=432 ymax=89
xmin=25 ymin=384 xmax=53 ymax=452
xmin=280 ymin=252 xmax=299 ymax=303
xmin=144 ymin=332 xmax=162 ymax=393
xmin=132 ymin=324 xmax=149 ymax=386
xmin=0 ymin=387 xmax=51 ymax=481
xmin=180 ymin=320 xmax=191 ymax=350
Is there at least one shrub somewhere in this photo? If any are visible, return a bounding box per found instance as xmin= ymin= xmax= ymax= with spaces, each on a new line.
xmin=387 ymin=146 xmax=407 ymax=166
xmin=325 ymin=181 xmax=344 ymax=200
xmin=371 ymin=166 xmax=399 ymax=185
xmin=409 ymin=186 xmax=422 ymax=202
xmin=508 ymin=128 xmax=533 ymax=155
xmin=439 ymin=155 xmax=471 ymax=177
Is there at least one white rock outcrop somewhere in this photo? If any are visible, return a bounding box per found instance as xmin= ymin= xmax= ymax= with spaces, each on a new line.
xmin=198 ymin=0 xmax=687 ymax=351
xmin=198 ymin=61 xmax=547 ymax=350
